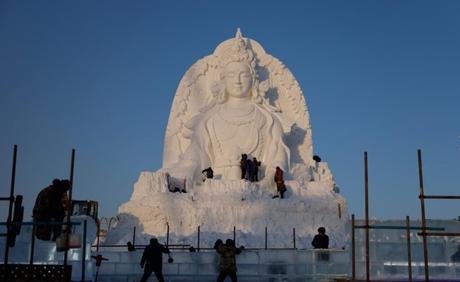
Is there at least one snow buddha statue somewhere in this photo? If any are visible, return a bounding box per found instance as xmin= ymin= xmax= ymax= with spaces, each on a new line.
xmin=112 ymin=29 xmax=347 ymax=248
xmin=163 ymin=29 xmax=314 ymax=186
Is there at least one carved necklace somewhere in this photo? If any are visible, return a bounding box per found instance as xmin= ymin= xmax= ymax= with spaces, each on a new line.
xmin=217 ymin=106 xmax=256 ymax=126
xmin=212 ymin=108 xmax=260 ymax=156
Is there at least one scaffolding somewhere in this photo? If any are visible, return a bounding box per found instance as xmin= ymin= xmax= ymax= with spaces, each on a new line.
xmin=351 ymin=150 xmax=460 ymax=282
xmin=0 ymin=145 xmax=82 ymax=282
xmin=417 ymin=149 xmax=460 ymax=281
xmin=3 ymin=143 xmax=460 ymax=281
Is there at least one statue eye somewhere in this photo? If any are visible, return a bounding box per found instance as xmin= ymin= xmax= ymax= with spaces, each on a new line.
xmin=227 ymin=72 xmax=236 ymax=78
xmin=241 ymin=73 xmax=251 ymax=78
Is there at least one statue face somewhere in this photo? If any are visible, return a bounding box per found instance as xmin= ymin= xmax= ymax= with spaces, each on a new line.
xmin=223 ymin=62 xmax=253 ymax=99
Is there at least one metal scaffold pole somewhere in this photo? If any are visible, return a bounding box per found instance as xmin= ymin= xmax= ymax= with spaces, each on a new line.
xmin=417 ymin=149 xmax=429 ymax=281
xmin=3 ymin=145 xmax=18 ymax=266
xmin=364 ymin=151 xmax=370 ymax=282
xmin=406 ymin=215 xmax=413 ymax=282
xmin=351 ymin=214 xmax=356 ymax=280
xmin=64 ymin=149 xmax=76 ymax=268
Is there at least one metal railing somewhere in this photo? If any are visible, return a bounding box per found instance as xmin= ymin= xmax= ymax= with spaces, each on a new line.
xmin=93 ymin=224 xmax=304 ymax=251
xmin=0 ymin=219 xmax=91 ymax=282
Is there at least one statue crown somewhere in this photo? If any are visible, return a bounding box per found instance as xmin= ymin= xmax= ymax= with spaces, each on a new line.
xmin=219 ymin=28 xmax=257 ymax=71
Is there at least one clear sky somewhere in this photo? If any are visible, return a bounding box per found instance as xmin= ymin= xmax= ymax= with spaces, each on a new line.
xmin=0 ymin=0 xmax=459 ymax=221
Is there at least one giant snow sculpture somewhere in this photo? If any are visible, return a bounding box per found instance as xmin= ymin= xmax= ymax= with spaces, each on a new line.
xmin=109 ymin=29 xmax=348 ymax=248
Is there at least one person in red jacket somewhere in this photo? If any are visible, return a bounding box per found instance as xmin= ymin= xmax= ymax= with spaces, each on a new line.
xmin=273 ymin=167 xmax=286 ymax=199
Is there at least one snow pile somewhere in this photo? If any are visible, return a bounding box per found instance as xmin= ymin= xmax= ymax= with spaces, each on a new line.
xmin=107 ymin=170 xmax=348 ymax=249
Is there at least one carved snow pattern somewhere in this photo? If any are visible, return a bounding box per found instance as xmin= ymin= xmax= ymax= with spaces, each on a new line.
xmin=168 ymin=58 xmax=209 ymax=136
xmin=267 ymin=57 xmax=309 ymax=127
xmin=261 ymin=55 xmax=313 ymax=164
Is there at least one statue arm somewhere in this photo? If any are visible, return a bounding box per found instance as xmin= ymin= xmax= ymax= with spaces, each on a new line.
xmin=267 ymin=117 xmax=290 ymax=173
xmin=166 ymin=120 xmax=212 ymax=183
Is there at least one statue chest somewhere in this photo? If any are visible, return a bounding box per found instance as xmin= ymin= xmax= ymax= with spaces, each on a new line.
xmin=209 ymin=113 xmax=263 ymax=157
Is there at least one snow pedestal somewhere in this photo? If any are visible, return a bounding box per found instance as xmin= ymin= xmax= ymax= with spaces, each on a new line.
xmin=108 ymin=171 xmax=348 ymax=249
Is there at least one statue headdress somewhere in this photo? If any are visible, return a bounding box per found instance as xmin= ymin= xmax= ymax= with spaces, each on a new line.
xmin=208 ymin=28 xmax=274 ymax=108
xmin=218 ymin=28 xmax=257 ymax=73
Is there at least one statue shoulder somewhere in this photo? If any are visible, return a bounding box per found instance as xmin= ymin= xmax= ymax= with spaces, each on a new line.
xmin=183 ymin=107 xmax=219 ymax=138
xmin=255 ymin=105 xmax=284 ymax=132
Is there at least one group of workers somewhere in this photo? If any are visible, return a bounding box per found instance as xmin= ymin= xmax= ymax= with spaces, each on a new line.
xmin=138 ymin=227 xmax=329 ymax=282
xmin=240 ymin=154 xmax=261 ymax=182
xmin=31 ymin=175 xmax=329 ymax=282
xmin=201 ymin=154 xmax=288 ymax=199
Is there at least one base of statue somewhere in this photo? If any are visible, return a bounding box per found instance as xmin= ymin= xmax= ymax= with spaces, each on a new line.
xmin=105 ymin=170 xmax=348 ymax=249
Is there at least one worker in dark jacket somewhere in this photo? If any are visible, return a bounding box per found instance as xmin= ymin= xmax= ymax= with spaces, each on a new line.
xmin=33 ymin=179 xmax=70 ymax=241
xmin=251 ymin=158 xmax=261 ymax=182
xmin=216 ymin=239 xmax=243 ymax=282
xmin=140 ymin=238 xmax=170 ymax=282
xmin=201 ymin=167 xmax=214 ymax=181
xmin=311 ymin=227 xmax=329 ymax=249
xmin=245 ymin=159 xmax=253 ymax=181
xmin=240 ymin=154 xmax=248 ymax=179
xmin=312 ymin=227 xmax=329 ymax=261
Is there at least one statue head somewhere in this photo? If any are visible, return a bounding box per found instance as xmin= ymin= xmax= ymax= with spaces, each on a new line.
xmin=222 ymin=61 xmax=253 ymax=99
xmin=198 ymin=29 xmax=279 ymax=115
xmin=211 ymin=30 xmax=264 ymax=105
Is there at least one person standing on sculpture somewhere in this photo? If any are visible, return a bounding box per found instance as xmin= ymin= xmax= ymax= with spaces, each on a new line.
xmin=216 ymin=239 xmax=243 ymax=282
xmin=251 ymin=157 xmax=261 ymax=182
xmin=245 ymin=158 xmax=253 ymax=181
xmin=201 ymin=167 xmax=214 ymax=182
xmin=140 ymin=238 xmax=170 ymax=282
xmin=274 ymin=166 xmax=286 ymax=199
xmin=240 ymin=154 xmax=248 ymax=179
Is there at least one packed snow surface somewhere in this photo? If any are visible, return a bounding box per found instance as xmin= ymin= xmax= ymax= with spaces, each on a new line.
xmin=107 ymin=171 xmax=348 ymax=249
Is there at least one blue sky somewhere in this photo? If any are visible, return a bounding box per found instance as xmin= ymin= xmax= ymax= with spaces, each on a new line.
xmin=0 ymin=1 xmax=459 ymax=220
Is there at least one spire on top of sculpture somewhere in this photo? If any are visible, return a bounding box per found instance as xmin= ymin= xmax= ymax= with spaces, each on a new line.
xmin=219 ymin=27 xmax=256 ymax=70
xmin=235 ymin=27 xmax=242 ymax=39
